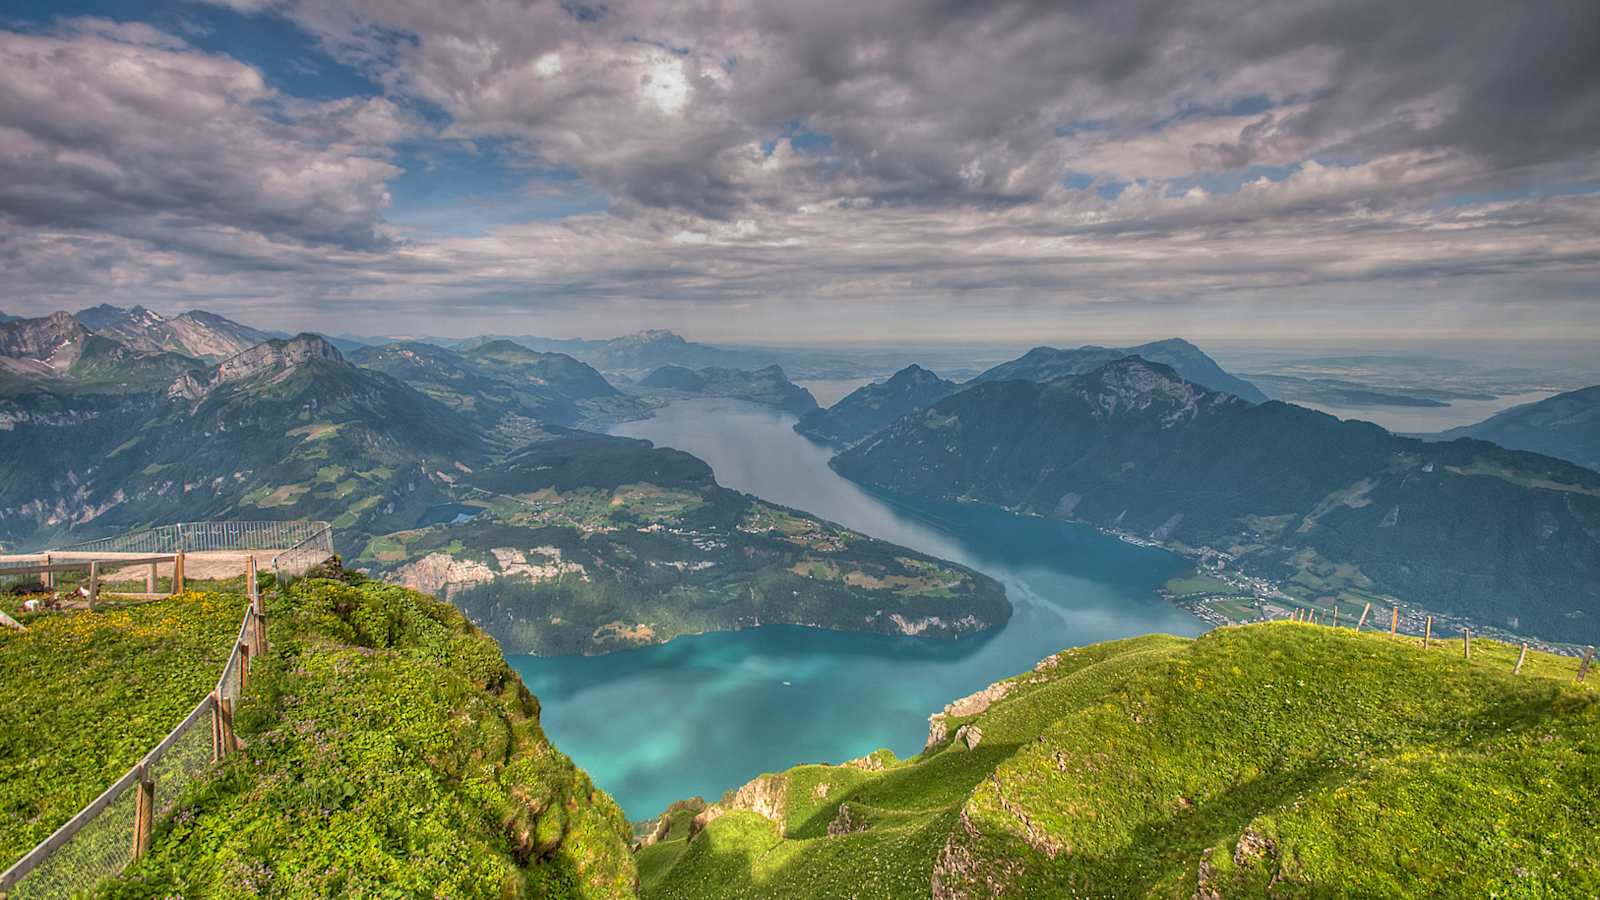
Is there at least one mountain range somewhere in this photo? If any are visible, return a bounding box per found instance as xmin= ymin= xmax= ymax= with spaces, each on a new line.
xmin=834 ymin=357 xmax=1600 ymax=643
xmin=1429 ymin=385 xmax=1600 ymax=472
xmin=793 ymin=338 xmax=1266 ymax=448
xmin=74 ymin=304 xmax=274 ymax=360
xmin=0 ymin=309 xmax=1010 ymax=654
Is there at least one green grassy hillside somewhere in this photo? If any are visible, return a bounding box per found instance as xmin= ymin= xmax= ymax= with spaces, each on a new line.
xmin=0 ymin=593 xmax=248 ymax=868
xmin=99 ymin=576 xmax=636 ymax=898
xmin=639 ymin=624 xmax=1600 ymax=898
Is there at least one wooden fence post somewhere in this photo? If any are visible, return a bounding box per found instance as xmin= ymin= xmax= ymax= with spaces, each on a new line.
xmin=174 ymin=550 xmax=185 ymax=594
xmin=1357 ymin=603 xmax=1371 ymax=631
xmin=247 ymin=556 xmax=258 ymax=605
xmin=1464 ymin=628 xmax=1472 ymax=660
xmin=1579 ymin=646 xmax=1596 ymax=683
xmin=219 ymin=697 xmax=237 ymax=754
xmin=210 ymin=691 xmax=223 ymax=762
xmin=256 ymin=611 xmax=268 ymax=657
xmin=147 ymin=562 xmax=157 ymax=595
xmin=43 ymin=553 xmax=52 ymax=592
xmin=1389 ymin=606 xmax=1399 ymax=637
xmin=1513 ymin=644 xmax=1528 ymax=675
xmin=1424 ymin=617 xmax=1432 ymax=650
xmin=131 ymin=763 xmax=154 ymax=861
xmin=238 ymin=642 xmax=250 ymax=689
xmin=87 ymin=561 xmax=100 ymax=611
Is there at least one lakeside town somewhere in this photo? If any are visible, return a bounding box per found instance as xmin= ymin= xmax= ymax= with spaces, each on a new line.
xmin=1105 ymin=528 xmax=1589 ymax=657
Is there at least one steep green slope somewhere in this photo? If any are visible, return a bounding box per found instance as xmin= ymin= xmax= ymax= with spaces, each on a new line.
xmin=360 ymin=434 xmax=1009 ymax=655
xmin=101 ymin=576 xmax=637 ymax=898
xmin=794 ymin=365 xmax=959 ymax=447
xmin=835 ymin=358 xmax=1600 ymax=643
xmin=351 ymin=340 xmax=585 ymax=435
xmin=0 ymin=340 xmax=479 ymax=551
xmin=1432 ymin=384 xmax=1600 ymax=472
xmin=0 ymin=593 xmax=248 ymax=868
xmin=640 ymin=624 xmax=1599 ymax=898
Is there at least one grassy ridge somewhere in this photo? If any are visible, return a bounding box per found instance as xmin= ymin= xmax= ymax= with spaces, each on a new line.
xmin=99 ymin=577 xmax=636 ymax=898
xmin=641 ymin=624 xmax=1600 ymax=898
xmin=0 ymin=593 xmax=247 ymax=869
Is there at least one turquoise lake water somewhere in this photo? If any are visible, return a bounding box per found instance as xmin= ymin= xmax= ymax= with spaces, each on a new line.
xmin=508 ymin=398 xmax=1205 ymax=819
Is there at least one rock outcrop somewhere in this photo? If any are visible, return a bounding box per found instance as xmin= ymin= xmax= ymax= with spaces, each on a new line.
xmin=169 ymin=334 xmax=344 ymax=402
xmin=926 ymin=676 xmax=1013 ymax=750
xmin=688 ymin=773 xmax=789 ymax=840
xmin=214 ymin=334 xmax=343 ymax=384
xmin=827 ymin=803 xmax=868 ymax=836
xmin=0 ymin=312 xmax=91 ymax=372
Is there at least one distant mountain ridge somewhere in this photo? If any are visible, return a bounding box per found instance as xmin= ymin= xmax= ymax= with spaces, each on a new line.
xmin=73 ymin=304 xmax=274 ymax=361
xmin=971 ymin=337 xmax=1268 ymax=403
xmin=458 ymin=329 xmax=777 ymax=374
xmin=835 ymin=357 xmax=1600 ymax=643
xmin=639 ymin=364 xmax=818 ymax=415
xmin=794 ymin=364 xmax=959 ymax=446
xmin=1430 ymin=385 xmax=1600 ymax=472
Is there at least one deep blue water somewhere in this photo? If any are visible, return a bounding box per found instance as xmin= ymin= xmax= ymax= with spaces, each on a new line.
xmin=509 ymin=398 xmax=1203 ymax=818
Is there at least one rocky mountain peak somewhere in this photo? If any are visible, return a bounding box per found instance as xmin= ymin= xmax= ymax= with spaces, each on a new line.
xmin=216 ymin=334 xmax=343 ymax=381
xmin=1077 ymin=357 xmax=1220 ymax=426
xmin=171 ymin=334 xmax=345 ymax=401
xmin=0 ymin=311 xmax=92 ymax=370
xmin=887 ymin=363 xmax=941 ymax=384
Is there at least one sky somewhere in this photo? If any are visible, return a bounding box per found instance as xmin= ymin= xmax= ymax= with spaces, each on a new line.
xmin=0 ymin=0 xmax=1597 ymax=343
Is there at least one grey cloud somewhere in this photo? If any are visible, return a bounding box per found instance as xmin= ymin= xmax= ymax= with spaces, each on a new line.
xmin=1 ymin=1 xmax=1595 ymax=342
xmin=0 ymin=22 xmax=415 ymax=252
xmin=241 ymin=0 xmax=1598 ymax=224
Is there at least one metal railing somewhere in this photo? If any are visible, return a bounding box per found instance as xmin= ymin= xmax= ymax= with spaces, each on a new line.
xmin=57 ymin=521 xmax=330 ymax=556
xmin=269 ymin=522 xmax=336 ymax=585
xmin=0 ymin=570 xmax=276 ymax=896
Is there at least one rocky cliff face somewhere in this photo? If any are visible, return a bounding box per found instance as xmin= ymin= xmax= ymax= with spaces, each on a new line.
xmin=171 ymin=334 xmax=345 ymax=401
xmin=0 ymin=312 xmax=91 ymax=372
xmin=215 ymin=334 xmax=343 ymax=383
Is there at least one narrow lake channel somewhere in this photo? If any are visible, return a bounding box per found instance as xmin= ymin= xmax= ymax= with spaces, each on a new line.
xmin=509 ymin=398 xmax=1205 ymax=818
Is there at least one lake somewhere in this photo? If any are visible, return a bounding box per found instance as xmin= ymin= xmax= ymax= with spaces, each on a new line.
xmin=508 ymin=398 xmax=1204 ymax=819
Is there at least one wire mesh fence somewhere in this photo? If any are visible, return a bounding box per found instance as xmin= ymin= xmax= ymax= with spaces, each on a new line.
xmin=269 ymin=523 xmax=336 ymax=585
xmin=2 ymin=769 xmax=141 ymax=900
xmin=0 ymin=587 xmax=271 ymax=897
xmin=57 ymin=521 xmax=330 ymax=556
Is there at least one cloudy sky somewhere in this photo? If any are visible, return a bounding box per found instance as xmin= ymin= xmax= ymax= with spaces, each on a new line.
xmin=0 ymin=0 xmax=1597 ymax=343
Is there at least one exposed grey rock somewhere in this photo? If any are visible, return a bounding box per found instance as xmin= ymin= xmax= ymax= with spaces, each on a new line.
xmin=954 ymin=724 xmax=983 ymax=751
xmin=827 ymin=803 xmax=868 ymax=836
